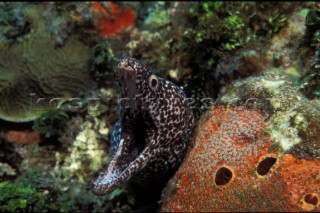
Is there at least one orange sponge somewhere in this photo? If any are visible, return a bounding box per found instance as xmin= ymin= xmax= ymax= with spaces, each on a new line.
xmin=161 ymin=106 xmax=320 ymax=212
xmin=91 ymin=2 xmax=136 ymax=37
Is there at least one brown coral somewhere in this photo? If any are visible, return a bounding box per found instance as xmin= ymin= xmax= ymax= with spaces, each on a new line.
xmin=0 ymin=6 xmax=95 ymax=122
xmin=161 ymin=105 xmax=320 ymax=212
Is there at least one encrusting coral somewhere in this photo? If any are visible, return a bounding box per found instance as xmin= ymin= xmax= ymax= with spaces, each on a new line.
xmin=0 ymin=5 xmax=95 ymax=122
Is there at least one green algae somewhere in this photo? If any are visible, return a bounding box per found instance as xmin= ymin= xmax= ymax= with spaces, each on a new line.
xmin=0 ymin=171 xmax=73 ymax=212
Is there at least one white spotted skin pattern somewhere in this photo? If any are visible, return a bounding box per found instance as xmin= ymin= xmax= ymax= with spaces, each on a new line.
xmin=91 ymin=57 xmax=195 ymax=196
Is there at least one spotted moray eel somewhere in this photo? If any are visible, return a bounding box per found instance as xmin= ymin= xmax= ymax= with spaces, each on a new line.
xmin=91 ymin=57 xmax=195 ymax=195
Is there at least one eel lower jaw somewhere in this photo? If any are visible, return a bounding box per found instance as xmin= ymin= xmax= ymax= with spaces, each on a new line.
xmin=91 ymin=142 xmax=150 ymax=196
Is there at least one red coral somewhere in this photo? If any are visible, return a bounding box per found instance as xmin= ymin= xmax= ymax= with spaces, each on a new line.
xmin=91 ymin=2 xmax=136 ymax=37
xmin=161 ymin=106 xmax=320 ymax=212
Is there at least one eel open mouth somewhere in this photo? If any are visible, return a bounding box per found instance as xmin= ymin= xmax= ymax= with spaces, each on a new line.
xmin=91 ymin=129 xmax=151 ymax=195
xmin=91 ymin=135 xmax=136 ymax=195
xmin=91 ymin=58 xmax=153 ymax=196
xmin=91 ymin=111 xmax=150 ymax=196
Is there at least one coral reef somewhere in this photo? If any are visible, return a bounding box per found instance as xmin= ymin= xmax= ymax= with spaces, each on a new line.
xmin=161 ymin=69 xmax=320 ymax=212
xmin=1 ymin=2 xmax=320 ymax=212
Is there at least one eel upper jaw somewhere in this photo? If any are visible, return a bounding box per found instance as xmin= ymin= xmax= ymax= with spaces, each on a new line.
xmin=91 ymin=135 xmax=151 ymax=196
xmin=118 ymin=66 xmax=136 ymax=97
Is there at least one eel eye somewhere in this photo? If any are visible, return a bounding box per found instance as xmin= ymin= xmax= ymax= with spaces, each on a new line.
xmin=148 ymin=74 xmax=159 ymax=91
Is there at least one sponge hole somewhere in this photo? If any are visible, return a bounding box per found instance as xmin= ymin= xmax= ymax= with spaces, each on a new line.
xmin=215 ymin=167 xmax=233 ymax=186
xmin=304 ymin=193 xmax=318 ymax=206
xmin=257 ymin=157 xmax=277 ymax=176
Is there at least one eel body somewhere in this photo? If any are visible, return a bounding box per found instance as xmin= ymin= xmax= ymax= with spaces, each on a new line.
xmin=91 ymin=57 xmax=195 ymax=195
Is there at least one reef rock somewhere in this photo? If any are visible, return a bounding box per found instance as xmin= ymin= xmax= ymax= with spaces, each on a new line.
xmin=161 ymin=69 xmax=320 ymax=212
